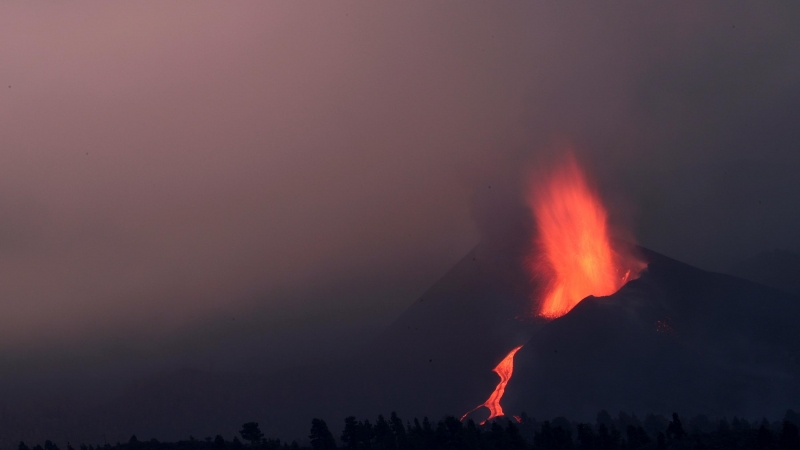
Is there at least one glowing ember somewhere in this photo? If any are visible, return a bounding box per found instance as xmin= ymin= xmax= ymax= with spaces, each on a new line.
xmin=529 ymin=155 xmax=644 ymax=319
xmin=461 ymin=345 xmax=523 ymax=424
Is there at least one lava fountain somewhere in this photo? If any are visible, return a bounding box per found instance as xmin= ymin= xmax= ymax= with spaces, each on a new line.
xmin=530 ymin=154 xmax=645 ymax=319
xmin=460 ymin=345 xmax=523 ymax=424
xmin=463 ymin=154 xmax=645 ymax=424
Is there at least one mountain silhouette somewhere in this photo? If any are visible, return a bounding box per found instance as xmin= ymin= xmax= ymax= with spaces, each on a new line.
xmin=507 ymin=248 xmax=800 ymax=420
xmin=727 ymin=249 xmax=800 ymax=296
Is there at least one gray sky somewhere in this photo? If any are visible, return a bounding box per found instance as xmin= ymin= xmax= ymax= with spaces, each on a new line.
xmin=1 ymin=1 xmax=799 ymax=377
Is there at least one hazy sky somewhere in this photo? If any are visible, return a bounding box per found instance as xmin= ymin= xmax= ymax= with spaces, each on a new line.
xmin=1 ymin=2 xmax=799 ymax=376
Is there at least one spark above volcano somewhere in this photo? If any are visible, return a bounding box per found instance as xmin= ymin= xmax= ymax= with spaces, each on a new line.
xmin=530 ymin=155 xmax=645 ymax=319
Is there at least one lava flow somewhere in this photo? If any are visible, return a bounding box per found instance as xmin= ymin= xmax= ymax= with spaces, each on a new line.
xmin=461 ymin=345 xmax=523 ymax=424
xmin=530 ymin=155 xmax=645 ymax=319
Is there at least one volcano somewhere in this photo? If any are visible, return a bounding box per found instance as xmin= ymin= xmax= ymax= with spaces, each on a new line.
xmin=58 ymin=242 xmax=800 ymax=446
xmin=6 ymin=162 xmax=798 ymax=444
xmin=25 ymin=157 xmax=800 ymax=444
xmin=506 ymin=247 xmax=800 ymax=421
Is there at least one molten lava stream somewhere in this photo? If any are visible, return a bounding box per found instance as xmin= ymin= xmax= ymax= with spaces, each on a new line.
xmin=530 ymin=155 xmax=645 ymax=319
xmin=460 ymin=345 xmax=523 ymax=424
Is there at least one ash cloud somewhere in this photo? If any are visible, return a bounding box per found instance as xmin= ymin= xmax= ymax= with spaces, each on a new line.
xmin=0 ymin=0 xmax=798 ymax=390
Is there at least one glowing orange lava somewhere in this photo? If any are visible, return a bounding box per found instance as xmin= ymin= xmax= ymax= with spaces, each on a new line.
xmin=530 ymin=155 xmax=644 ymax=319
xmin=461 ymin=345 xmax=523 ymax=424
xmin=462 ymin=154 xmax=644 ymax=424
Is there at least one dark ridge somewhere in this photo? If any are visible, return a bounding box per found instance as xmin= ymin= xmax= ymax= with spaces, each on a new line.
xmin=727 ymin=249 xmax=800 ymax=297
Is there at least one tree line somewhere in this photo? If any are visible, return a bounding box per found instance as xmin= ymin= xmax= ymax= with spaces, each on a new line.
xmin=17 ymin=409 xmax=800 ymax=450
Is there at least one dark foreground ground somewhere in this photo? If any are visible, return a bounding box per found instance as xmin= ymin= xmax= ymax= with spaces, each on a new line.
xmin=19 ymin=409 xmax=800 ymax=450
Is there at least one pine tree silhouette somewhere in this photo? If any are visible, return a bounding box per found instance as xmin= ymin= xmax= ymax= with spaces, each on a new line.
xmin=310 ymin=419 xmax=337 ymax=450
xmin=239 ymin=423 xmax=264 ymax=447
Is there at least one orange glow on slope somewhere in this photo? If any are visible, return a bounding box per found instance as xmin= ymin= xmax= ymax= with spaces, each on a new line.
xmin=530 ymin=155 xmax=644 ymax=319
xmin=461 ymin=345 xmax=523 ymax=424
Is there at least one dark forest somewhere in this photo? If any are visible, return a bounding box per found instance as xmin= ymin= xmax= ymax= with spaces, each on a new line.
xmin=20 ymin=410 xmax=800 ymax=450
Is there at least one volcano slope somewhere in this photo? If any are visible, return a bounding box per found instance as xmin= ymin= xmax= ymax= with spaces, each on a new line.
xmin=364 ymin=235 xmax=540 ymax=418
xmin=80 ymin=236 xmax=540 ymax=444
xmin=727 ymin=249 xmax=800 ymax=297
xmin=506 ymin=248 xmax=800 ymax=421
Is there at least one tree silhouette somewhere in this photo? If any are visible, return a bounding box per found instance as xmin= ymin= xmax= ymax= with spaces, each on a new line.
xmin=505 ymin=420 xmax=528 ymax=450
xmin=359 ymin=420 xmax=374 ymax=450
xmin=433 ymin=416 xmax=463 ymax=450
xmin=374 ymin=415 xmax=395 ymax=450
xmin=577 ymin=423 xmax=594 ymax=450
xmin=239 ymin=423 xmax=264 ymax=447
xmin=310 ymin=418 xmax=337 ymax=450
xmin=596 ymin=411 xmax=613 ymax=429
xmin=263 ymin=438 xmax=282 ymax=450
xmin=596 ymin=423 xmax=621 ymax=450
xmin=666 ymin=413 xmax=685 ymax=441
xmin=779 ymin=420 xmax=800 ymax=450
xmin=421 ymin=417 xmax=434 ymax=448
xmin=463 ymin=420 xmax=481 ymax=450
xmin=341 ymin=416 xmax=360 ymax=450
xmin=213 ymin=435 xmax=225 ymax=450
xmin=16 ymin=409 xmax=800 ymax=450
xmin=757 ymin=422 xmax=777 ymax=450
xmin=388 ymin=412 xmax=407 ymax=449
xmin=535 ymin=421 xmax=574 ymax=450
xmin=232 ymin=437 xmax=244 ymax=450
xmin=625 ymin=425 xmax=651 ymax=449
xmin=407 ymin=418 xmax=423 ymax=449
xmin=487 ymin=421 xmax=507 ymax=449
xmin=656 ymin=432 xmax=666 ymax=450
